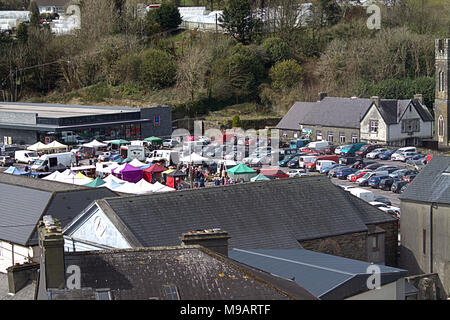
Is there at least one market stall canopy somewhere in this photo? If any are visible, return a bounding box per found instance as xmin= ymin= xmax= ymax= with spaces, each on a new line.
xmin=114 ymin=157 xmax=124 ymax=164
xmin=226 ymin=163 xmax=257 ymax=175
xmin=104 ymin=179 xmax=123 ymax=190
xmin=135 ymin=179 xmax=157 ymax=193
xmin=27 ymin=141 xmax=47 ymax=151
xmin=251 ymin=173 xmax=271 ymax=181
xmin=83 ymin=139 xmax=107 ymax=148
xmin=162 ymin=168 xmax=174 ymax=175
xmin=110 ymin=139 xmax=130 ymax=145
xmin=144 ymin=163 xmax=168 ymax=173
xmin=45 ymin=140 xmax=68 ymax=150
xmin=128 ymin=158 xmax=146 ymax=168
xmin=152 ymin=181 xmax=175 ymax=192
xmin=103 ymin=174 xmax=126 ymax=184
xmin=115 ymin=163 xmax=143 ymax=183
xmin=179 ymin=152 xmax=211 ymax=164
xmin=114 ymin=182 xmax=142 ymax=194
xmin=3 ymin=166 xmax=29 ymax=175
xmin=144 ymin=136 xmax=163 ymax=145
xmin=167 ymin=169 xmax=187 ymax=178
xmin=123 ymin=158 xmax=132 ymax=163
xmin=140 ymin=162 xmax=153 ymax=169
xmin=42 ymin=171 xmax=63 ymax=181
xmin=83 ymin=177 xmax=106 ymax=187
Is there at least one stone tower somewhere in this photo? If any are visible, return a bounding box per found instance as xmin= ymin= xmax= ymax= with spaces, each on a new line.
xmin=435 ymin=39 xmax=450 ymax=148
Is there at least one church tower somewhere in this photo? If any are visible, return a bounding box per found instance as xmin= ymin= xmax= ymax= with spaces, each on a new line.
xmin=435 ymin=39 xmax=450 ymax=148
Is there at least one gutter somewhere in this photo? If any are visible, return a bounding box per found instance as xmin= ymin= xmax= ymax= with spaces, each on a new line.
xmin=430 ymin=203 xmax=436 ymax=273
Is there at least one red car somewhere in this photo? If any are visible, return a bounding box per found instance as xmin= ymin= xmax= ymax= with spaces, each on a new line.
xmin=300 ymin=147 xmax=322 ymax=154
xmin=349 ymin=169 xmax=372 ymax=182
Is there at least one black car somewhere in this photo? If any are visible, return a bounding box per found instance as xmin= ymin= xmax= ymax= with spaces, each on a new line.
xmin=374 ymin=196 xmax=392 ymax=206
xmin=339 ymin=156 xmax=358 ymax=165
xmin=391 ymin=180 xmax=408 ymax=193
xmin=364 ymin=163 xmax=384 ymax=171
xmin=379 ymin=177 xmax=401 ymax=191
xmin=351 ymin=160 xmax=377 ymax=169
xmin=287 ymin=156 xmax=300 ymax=168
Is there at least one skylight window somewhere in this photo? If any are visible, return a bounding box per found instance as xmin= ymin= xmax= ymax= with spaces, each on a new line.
xmin=163 ymin=285 xmax=180 ymax=300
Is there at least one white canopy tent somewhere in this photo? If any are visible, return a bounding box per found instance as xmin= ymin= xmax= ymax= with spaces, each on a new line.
xmin=83 ymin=139 xmax=107 ymax=148
xmin=128 ymin=158 xmax=146 ymax=168
xmin=45 ymin=140 xmax=68 ymax=151
xmin=103 ymin=174 xmax=126 ymax=184
xmin=152 ymin=181 xmax=175 ymax=193
xmin=179 ymin=152 xmax=212 ymax=164
xmin=27 ymin=142 xmax=47 ymax=151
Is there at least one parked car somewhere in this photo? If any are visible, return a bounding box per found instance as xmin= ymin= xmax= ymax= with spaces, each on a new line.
xmin=378 ymin=149 xmax=396 ymax=160
xmin=391 ymin=180 xmax=408 ymax=193
xmin=320 ymin=163 xmax=345 ymax=175
xmin=369 ymin=202 xmax=401 ymax=217
xmin=391 ymin=147 xmax=417 ymax=160
xmin=403 ymin=173 xmax=417 ymax=183
xmin=406 ymin=158 xmax=426 ymax=171
xmin=355 ymin=144 xmax=384 ymax=158
xmin=366 ymin=148 xmax=389 ymax=159
xmin=323 ymin=145 xmax=337 ymax=155
xmin=363 ymin=163 xmax=384 ymax=171
xmin=279 ymin=153 xmax=297 ymax=167
xmin=373 ymin=196 xmax=392 ymax=206
xmin=339 ymin=156 xmax=358 ymax=165
xmin=98 ymin=151 xmax=112 ymax=161
xmin=400 ymin=184 xmax=409 ymax=194
xmin=348 ymin=169 xmax=372 ymax=182
xmin=357 ymin=171 xmax=388 ymax=187
xmin=336 ymin=167 xmax=357 ymax=180
xmin=287 ymin=169 xmax=308 ymax=177
xmin=368 ymin=175 xmax=391 ymax=188
xmin=328 ymin=165 xmax=347 ymax=178
xmin=0 ymin=156 xmax=14 ymax=166
xmin=163 ymin=139 xmax=180 ymax=148
xmin=374 ymin=165 xmax=399 ymax=174
xmin=351 ymin=160 xmax=377 ymax=170
xmin=287 ymin=155 xmax=301 ymax=168
xmin=379 ymin=176 xmax=401 ymax=191
xmin=340 ymin=142 xmax=367 ymax=156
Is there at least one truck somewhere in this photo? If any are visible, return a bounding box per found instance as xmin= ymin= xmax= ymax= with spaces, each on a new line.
xmin=305 ymin=140 xmax=329 ymax=151
xmin=349 ymin=188 xmax=375 ymax=202
xmin=146 ymin=149 xmax=180 ymax=166
xmin=305 ymin=155 xmax=339 ymax=171
xmin=31 ymin=152 xmax=76 ymax=172
xmin=14 ymin=150 xmax=40 ymax=164
xmin=289 ymin=139 xmax=311 ymax=149
xmin=120 ymin=145 xmax=146 ymax=161
xmin=61 ymin=131 xmax=86 ymax=145
xmin=340 ymin=142 xmax=367 ymax=156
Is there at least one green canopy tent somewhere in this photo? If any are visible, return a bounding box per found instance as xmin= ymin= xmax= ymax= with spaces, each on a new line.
xmin=226 ymin=163 xmax=257 ymax=182
xmin=144 ymin=136 xmax=163 ymax=146
xmin=83 ymin=177 xmax=106 ymax=187
xmin=110 ymin=139 xmax=130 ymax=145
xmin=123 ymin=158 xmax=132 ymax=163
xmin=114 ymin=157 xmax=124 ymax=164
xmin=250 ymin=173 xmax=271 ymax=182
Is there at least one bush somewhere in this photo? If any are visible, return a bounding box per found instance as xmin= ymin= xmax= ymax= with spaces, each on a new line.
xmin=146 ymin=3 xmax=181 ymax=31
xmin=82 ymin=82 xmax=111 ymax=102
xmin=140 ymin=49 xmax=177 ymax=89
xmin=262 ymin=37 xmax=291 ymax=64
xmin=269 ymin=59 xmax=303 ymax=90
xmin=232 ymin=115 xmax=242 ymax=127
xmin=111 ymin=53 xmax=142 ymax=85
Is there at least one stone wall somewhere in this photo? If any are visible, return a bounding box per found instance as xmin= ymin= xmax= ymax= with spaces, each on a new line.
xmin=279 ymin=125 xmax=360 ymax=145
xmin=299 ymin=232 xmax=367 ymax=262
xmin=373 ymin=221 xmax=399 ymax=267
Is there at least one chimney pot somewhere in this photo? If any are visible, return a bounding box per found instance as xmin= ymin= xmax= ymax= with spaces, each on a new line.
xmin=371 ymin=96 xmax=380 ymax=107
xmin=180 ymin=229 xmax=231 ymax=257
xmin=414 ymin=94 xmax=424 ymax=105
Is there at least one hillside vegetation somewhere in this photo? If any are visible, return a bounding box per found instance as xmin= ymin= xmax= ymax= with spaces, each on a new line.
xmin=0 ymin=0 xmax=448 ymax=119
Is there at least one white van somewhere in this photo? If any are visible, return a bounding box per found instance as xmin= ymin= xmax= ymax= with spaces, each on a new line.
xmin=306 ymin=140 xmax=329 ymax=150
xmin=299 ymin=155 xmax=317 ymax=168
xmin=120 ymin=145 xmax=146 ymax=161
xmin=31 ymin=152 xmax=76 ymax=172
xmin=349 ymin=188 xmax=375 ymax=202
xmin=14 ymin=150 xmax=39 ymax=164
xmin=316 ymin=160 xmax=336 ymax=172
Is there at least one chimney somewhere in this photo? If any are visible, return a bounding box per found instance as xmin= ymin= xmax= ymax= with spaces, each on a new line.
xmin=319 ymin=92 xmax=327 ymax=101
xmin=414 ymin=94 xmax=424 ymax=105
xmin=180 ymin=229 xmax=231 ymax=257
xmin=7 ymin=262 xmax=39 ymax=294
xmin=38 ymin=215 xmax=65 ymax=290
xmin=371 ymin=96 xmax=380 ymax=107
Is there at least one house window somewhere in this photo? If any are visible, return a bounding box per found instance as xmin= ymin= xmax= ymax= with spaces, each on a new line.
xmin=327 ymin=131 xmax=333 ymax=142
xmin=439 ymin=71 xmax=443 ymax=92
xmin=154 ymin=115 xmax=160 ymax=126
xmin=339 ymin=132 xmax=346 ymax=143
xmin=402 ymin=119 xmax=420 ymax=133
xmin=438 ymin=115 xmax=444 ymax=137
xmin=163 ymin=285 xmax=180 ymax=300
xmin=351 ymin=134 xmax=358 ymax=143
xmin=422 ymin=229 xmax=426 ymax=255
xmin=372 ymin=235 xmax=379 ymax=251
xmin=316 ymin=130 xmax=322 ymax=140
xmin=370 ymin=120 xmax=378 ymax=134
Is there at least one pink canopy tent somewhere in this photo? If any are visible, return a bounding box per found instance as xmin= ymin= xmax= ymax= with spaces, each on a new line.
xmin=112 ymin=163 xmax=143 ymax=183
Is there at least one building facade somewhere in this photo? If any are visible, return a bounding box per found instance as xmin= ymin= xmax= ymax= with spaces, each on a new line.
xmin=434 ymin=38 xmax=450 ymax=148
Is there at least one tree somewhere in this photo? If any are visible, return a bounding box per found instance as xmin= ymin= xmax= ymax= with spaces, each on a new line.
xmin=219 ymin=0 xmax=261 ymax=44
xmin=146 ymin=2 xmax=181 ymax=31
xmin=16 ymin=22 xmax=28 ymax=43
xmin=262 ymin=37 xmax=291 ymax=64
xmin=269 ymin=59 xmax=303 ymax=90
xmin=232 ymin=115 xmax=242 ymax=127
xmin=28 ymin=0 xmax=40 ymax=26
xmin=140 ymin=49 xmax=177 ymax=89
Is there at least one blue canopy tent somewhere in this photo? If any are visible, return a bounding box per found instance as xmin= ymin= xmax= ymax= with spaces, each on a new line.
xmin=3 ymin=166 xmax=29 ymax=176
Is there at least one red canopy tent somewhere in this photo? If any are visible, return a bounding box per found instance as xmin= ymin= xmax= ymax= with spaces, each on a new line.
xmin=166 ymin=169 xmax=187 ymax=189
xmin=143 ymin=163 xmax=167 ymax=182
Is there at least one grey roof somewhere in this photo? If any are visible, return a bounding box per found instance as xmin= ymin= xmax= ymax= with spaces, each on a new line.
xmin=400 ymin=156 xmax=450 ymax=204
xmin=0 ymin=273 xmax=36 ymax=300
xmin=0 ymin=174 xmax=118 ymax=246
xmin=57 ymin=246 xmax=317 ymax=300
xmin=35 ymin=0 xmax=71 ymax=6
xmin=229 ymin=248 xmax=407 ymax=299
xmin=277 ymin=97 xmax=433 ymax=131
xmin=94 ymin=177 xmax=396 ymax=249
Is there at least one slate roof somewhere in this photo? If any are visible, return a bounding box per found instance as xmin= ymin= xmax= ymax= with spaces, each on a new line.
xmin=0 ymin=174 xmax=119 ymax=246
xmin=277 ymin=97 xmax=433 ymax=131
xmin=228 ymin=248 xmax=407 ymax=300
xmin=400 ymin=156 xmax=450 ymax=205
xmin=56 ymin=246 xmax=318 ymax=300
xmin=93 ymin=176 xmax=396 ymax=249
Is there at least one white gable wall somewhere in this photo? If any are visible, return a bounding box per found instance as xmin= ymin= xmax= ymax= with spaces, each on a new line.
xmin=360 ymin=104 xmax=388 ymax=144
xmin=63 ymin=204 xmax=131 ymax=252
xmin=389 ymin=103 xmax=433 ymax=143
